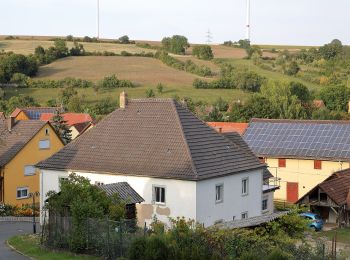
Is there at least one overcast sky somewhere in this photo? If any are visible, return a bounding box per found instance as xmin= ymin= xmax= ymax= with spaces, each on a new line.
xmin=1 ymin=0 xmax=349 ymax=45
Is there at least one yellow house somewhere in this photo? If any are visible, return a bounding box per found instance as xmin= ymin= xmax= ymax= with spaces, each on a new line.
xmin=244 ymin=119 xmax=350 ymax=203
xmin=0 ymin=117 xmax=64 ymax=206
xmin=10 ymin=107 xmax=61 ymax=121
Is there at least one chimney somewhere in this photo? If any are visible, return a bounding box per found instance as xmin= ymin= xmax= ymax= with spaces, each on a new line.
xmin=120 ymin=91 xmax=128 ymax=109
xmin=7 ymin=116 xmax=15 ymax=132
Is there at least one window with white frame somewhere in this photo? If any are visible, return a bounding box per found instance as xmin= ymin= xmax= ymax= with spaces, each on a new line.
xmin=39 ymin=140 xmax=50 ymax=149
xmin=241 ymin=212 xmax=248 ymax=219
xmin=153 ymin=186 xmax=166 ymax=204
xmin=17 ymin=187 xmax=29 ymax=199
xmin=262 ymin=196 xmax=268 ymax=211
xmin=24 ymin=165 xmax=36 ymax=176
xmin=242 ymin=177 xmax=249 ymax=195
xmin=215 ymin=184 xmax=224 ymax=203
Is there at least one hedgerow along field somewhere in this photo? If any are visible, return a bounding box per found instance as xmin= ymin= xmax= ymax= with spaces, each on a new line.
xmin=1 ymin=37 xmax=314 ymax=105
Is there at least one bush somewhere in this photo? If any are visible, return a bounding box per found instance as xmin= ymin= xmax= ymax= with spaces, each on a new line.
xmin=128 ymin=237 xmax=147 ymax=260
xmin=156 ymin=83 xmax=164 ymax=94
xmin=97 ymin=74 xmax=134 ymax=89
xmin=161 ymin=35 xmax=190 ymax=55
xmin=192 ymin=45 xmax=214 ymax=60
xmin=146 ymin=89 xmax=155 ymax=98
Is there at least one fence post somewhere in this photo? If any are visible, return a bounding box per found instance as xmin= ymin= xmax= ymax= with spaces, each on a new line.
xmin=120 ymin=220 xmax=123 ymax=257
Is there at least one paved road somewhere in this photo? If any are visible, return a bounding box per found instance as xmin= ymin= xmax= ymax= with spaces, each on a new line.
xmin=0 ymin=222 xmax=40 ymax=260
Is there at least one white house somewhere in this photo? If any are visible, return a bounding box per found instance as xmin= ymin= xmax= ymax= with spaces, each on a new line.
xmin=38 ymin=92 xmax=276 ymax=227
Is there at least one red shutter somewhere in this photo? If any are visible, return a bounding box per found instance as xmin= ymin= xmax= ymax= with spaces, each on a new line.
xmin=286 ymin=182 xmax=299 ymax=203
xmin=278 ymin=158 xmax=286 ymax=168
xmin=314 ymin=160 xmax=322 ymax=170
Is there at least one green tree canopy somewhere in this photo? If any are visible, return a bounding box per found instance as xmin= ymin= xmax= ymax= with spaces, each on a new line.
xmin=319 ymin=84 xmax=350 ymax=112
xmin=192 ymin=45 xmax=214 ymax=60
xmin=161 ymin=35 xmax=190 ymax=55
xmin=51 ymin=109 xmax=72 ymax=144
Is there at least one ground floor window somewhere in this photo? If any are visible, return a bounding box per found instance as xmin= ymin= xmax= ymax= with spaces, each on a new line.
xmin=215 ymin=184 xmax=224 ymax=203
xmin=17 ymin=187 xmax=29 ymax=199
xmin=153 ymin=186 xmax=166 ymax=204
xmin=262 ymin=196 xmax=268 ymax=211
xmin=241 ymin=212 xmax=248 ymax=219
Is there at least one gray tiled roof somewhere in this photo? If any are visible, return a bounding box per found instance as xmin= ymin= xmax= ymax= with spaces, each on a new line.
xmin=98 ymin=182 xmax=144 ymax=204
xmin=37 ymin=99 xmax=264 ymax=180
xmin=0 ymin=120 xmax=47 ymax=167
xmin=244 ymin=118 xmax=350 ymax=161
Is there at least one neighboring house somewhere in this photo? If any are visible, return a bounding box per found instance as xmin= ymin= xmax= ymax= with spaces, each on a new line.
xmin=0 ymin=117 xmax=64 ymax=205
xmin=297 ymin=168 xmax=350 ymax=225
xmin=37 ymin=92 xmax=275 ymax=227
xmin=10 ymin=107 xmax=62 ymax=120
xmin=244 ymin=118 xmax=350 ymax=203
xmin=207 ymin=122 xmax=248 ymax=135
xmin=40 ymin=113 xmax=93 ymax=139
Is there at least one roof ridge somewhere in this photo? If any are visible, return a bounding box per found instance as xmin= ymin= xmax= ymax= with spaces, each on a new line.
xmin=129 ymin=98 xmax=174 ymax=103
xmin=250 ymin=118 xmax=350 ymax=124
xmin=171 ymin=100 xmax=199 ymax=180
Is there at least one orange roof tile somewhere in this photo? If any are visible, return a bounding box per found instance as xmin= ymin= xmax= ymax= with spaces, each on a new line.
xmin=40 ymin=113 xmax=92 ymax=126
xmin=207 ymin=122 xmax=249 ymax=135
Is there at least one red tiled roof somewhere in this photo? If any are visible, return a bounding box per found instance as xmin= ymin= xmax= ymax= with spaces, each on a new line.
xmin=207 ymin=122 xmax=249 ymax=135
xmin=40 ymin=113 xmax=92 ymax=126
xmin=10 ymin=108 xmax=22 ymax=118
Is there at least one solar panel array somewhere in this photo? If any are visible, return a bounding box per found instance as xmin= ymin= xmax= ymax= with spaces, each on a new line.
xmin=243 ymin=120 xmax=350 ymax=160
xmin=25 ymin=108 xmax=57 ymax=120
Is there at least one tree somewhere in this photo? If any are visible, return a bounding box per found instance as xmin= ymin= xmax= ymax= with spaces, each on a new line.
xmin=53 ymin=39 xmax=69 ymax=58
xmin=319 ymin=84 xmax=350 ymax=111
xmin=289 ymin=82 xmax=311 ymax=103
xmin=0 ymin=53 xmax=38 ymax=82
xmin=118 ymin=35 xmax=130 ymax=44
xmin=146 ymin=89 xmax=155 ymax=98
xmin=192 ymin=45 xmax=214 ymax=60
xmin=70 ymin=41 xmax=85 ymax=56
xmin=156 ymin=83 xmax=164 ymax=94
xmin=319 ymin=39 xmax=343 ymax=60
xmin=59 ymin=86 xmax=78 ymax=105
xmin=161 ymin=35 xmax=190 ymax=55
xmin=7 ymin=95 xmax=38 ymax=114
xmin=51 ymin=109 xmax=72 ymax=144
xmin=66 ymin=35 xmax=74 ymax=41
xmin=284 ymin=61 xmax=300 ymax=76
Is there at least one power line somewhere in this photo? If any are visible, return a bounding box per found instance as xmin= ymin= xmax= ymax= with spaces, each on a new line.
xmin=206 ymin=29 xmax=213 ymax=44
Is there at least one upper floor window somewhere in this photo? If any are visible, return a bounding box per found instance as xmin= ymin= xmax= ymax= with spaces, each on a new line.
xmin=215 ymin=184 xmax=224 ymax=203
xmin=24 ymin=165 xmax=36 ymax=176
xmin=242 ymin=178 xmax=249 ymax=196
xmin=45 ymin=128 xmax=50 ymax=136
xmin=153 ymin=186 xmax=166 ymax=204
xmin=39 ymin=140 xmax=50 ymax=149
xmin=17 ymin=187 xmax=29 ymax=199
xmin=241 ymin=212 xmax=248 ymax=219
xmin=278 ymin=158 xmax=286 ymax=168
xmin=314 ymin=160 xmax=322 ymax=170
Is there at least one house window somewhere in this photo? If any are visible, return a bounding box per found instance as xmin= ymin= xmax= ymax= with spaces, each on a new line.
xmin=314 ymin=160 xmax=322 ymax=170
xmin=278 ymin=158 xmax=286 ymax=168
xmin=241 ymin=212 xmax=248 ymax=219
xmin=242 ymin=178 xmax=249 ymax=196
xmin=262 ymin=196 xmax=268 ymax=211
xmin=95 ymin=181 xmax=104 ymax=186
xmin=153 ymin=186 xmax=166 ymax=204
xmin=215 ymin=184 xmax=224 ymax=203
xmin=39 ymin=140 xmax=50 ymax=149
xmin=24 ymin=165 xmax=36 ymax=176
xmin=45 ymin=128 xmax=50 ymax=136
xmin=17 ymin=187 xmax=29 ymax=199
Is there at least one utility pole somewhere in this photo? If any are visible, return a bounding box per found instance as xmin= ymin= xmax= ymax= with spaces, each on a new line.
xmin=246 ymin=0 xmax=251 ymax=41
xmin=206 ymin=29 xmax=213 ymax=44
xmin=97 ymin=0 xmax=100 ymax=39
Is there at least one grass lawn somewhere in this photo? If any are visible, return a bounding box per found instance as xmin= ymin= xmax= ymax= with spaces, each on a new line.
xmin=225 ymin=58 xmax=320 ymax=91
xmin=314 ymin=227 xmax=350 ymax=244
xmin=8 ymin=234 xmax=100 ymax=260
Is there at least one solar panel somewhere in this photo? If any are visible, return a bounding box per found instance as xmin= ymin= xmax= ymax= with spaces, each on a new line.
xmin=243 ymin=120 xmax=350 ymax=160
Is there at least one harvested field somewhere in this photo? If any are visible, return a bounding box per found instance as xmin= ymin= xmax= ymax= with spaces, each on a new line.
xmin=0 ymin=40 xmax=154 ymax=55
xmin=35 ymin=56 xmax=205 ymax=86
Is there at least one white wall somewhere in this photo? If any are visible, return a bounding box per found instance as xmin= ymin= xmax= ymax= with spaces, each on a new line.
xmin=196 ymin=169 xmax=263 ymax=226
xmin=40 ymin=169 xmax=197 ymax=226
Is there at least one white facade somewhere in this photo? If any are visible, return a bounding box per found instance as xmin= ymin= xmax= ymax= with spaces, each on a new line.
xmin=40 ymin=168 xmax=273 ymax=227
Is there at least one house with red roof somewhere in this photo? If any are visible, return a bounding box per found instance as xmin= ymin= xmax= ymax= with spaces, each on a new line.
xmin=207 ymin=122 xmax=249 ymax=136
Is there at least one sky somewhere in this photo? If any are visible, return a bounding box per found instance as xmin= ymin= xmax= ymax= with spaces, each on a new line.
xmin=1 ymin=0 xmax=350 ymax=46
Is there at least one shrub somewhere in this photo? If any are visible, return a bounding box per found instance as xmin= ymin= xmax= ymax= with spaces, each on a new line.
xmin=156 ymin=83 xmax=164 ymax=94
xmin=128 ymin=237 xmax=147 ymax=260
xmin=146 ymin=89 xmax=155 ymax=98
xmin=97 ymin=74 xmax=134 ymax=89
xmin=192 ymin=45 xmax=214 ymax=60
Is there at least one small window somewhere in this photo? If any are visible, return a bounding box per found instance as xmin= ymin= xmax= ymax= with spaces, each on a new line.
xmin=45 ymin=128 xmax=50 ymax=136
xmin=215 ymin=184 xmax=224 ymax=203
xmin=314 ymin=160 xmax=322 ymax=170
xmin=278 ymin=158 xmax=286 ymax=168
xmin=24 ymin=165 xmax=36 ymax=176
xmin=39 ymin=140 xmax=50 ymax=149
xmin=242 ymin=178 xmax=249 ymax=195
xmin=17 ymin=187 xmax=29 ymax=199
xmin=153 ymin=186 xmax=166 ymax=204
xmin=241 ymin=212 xmax=248 ymax=219
xmin=262 ymin=197 xmax=268 ymax=211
